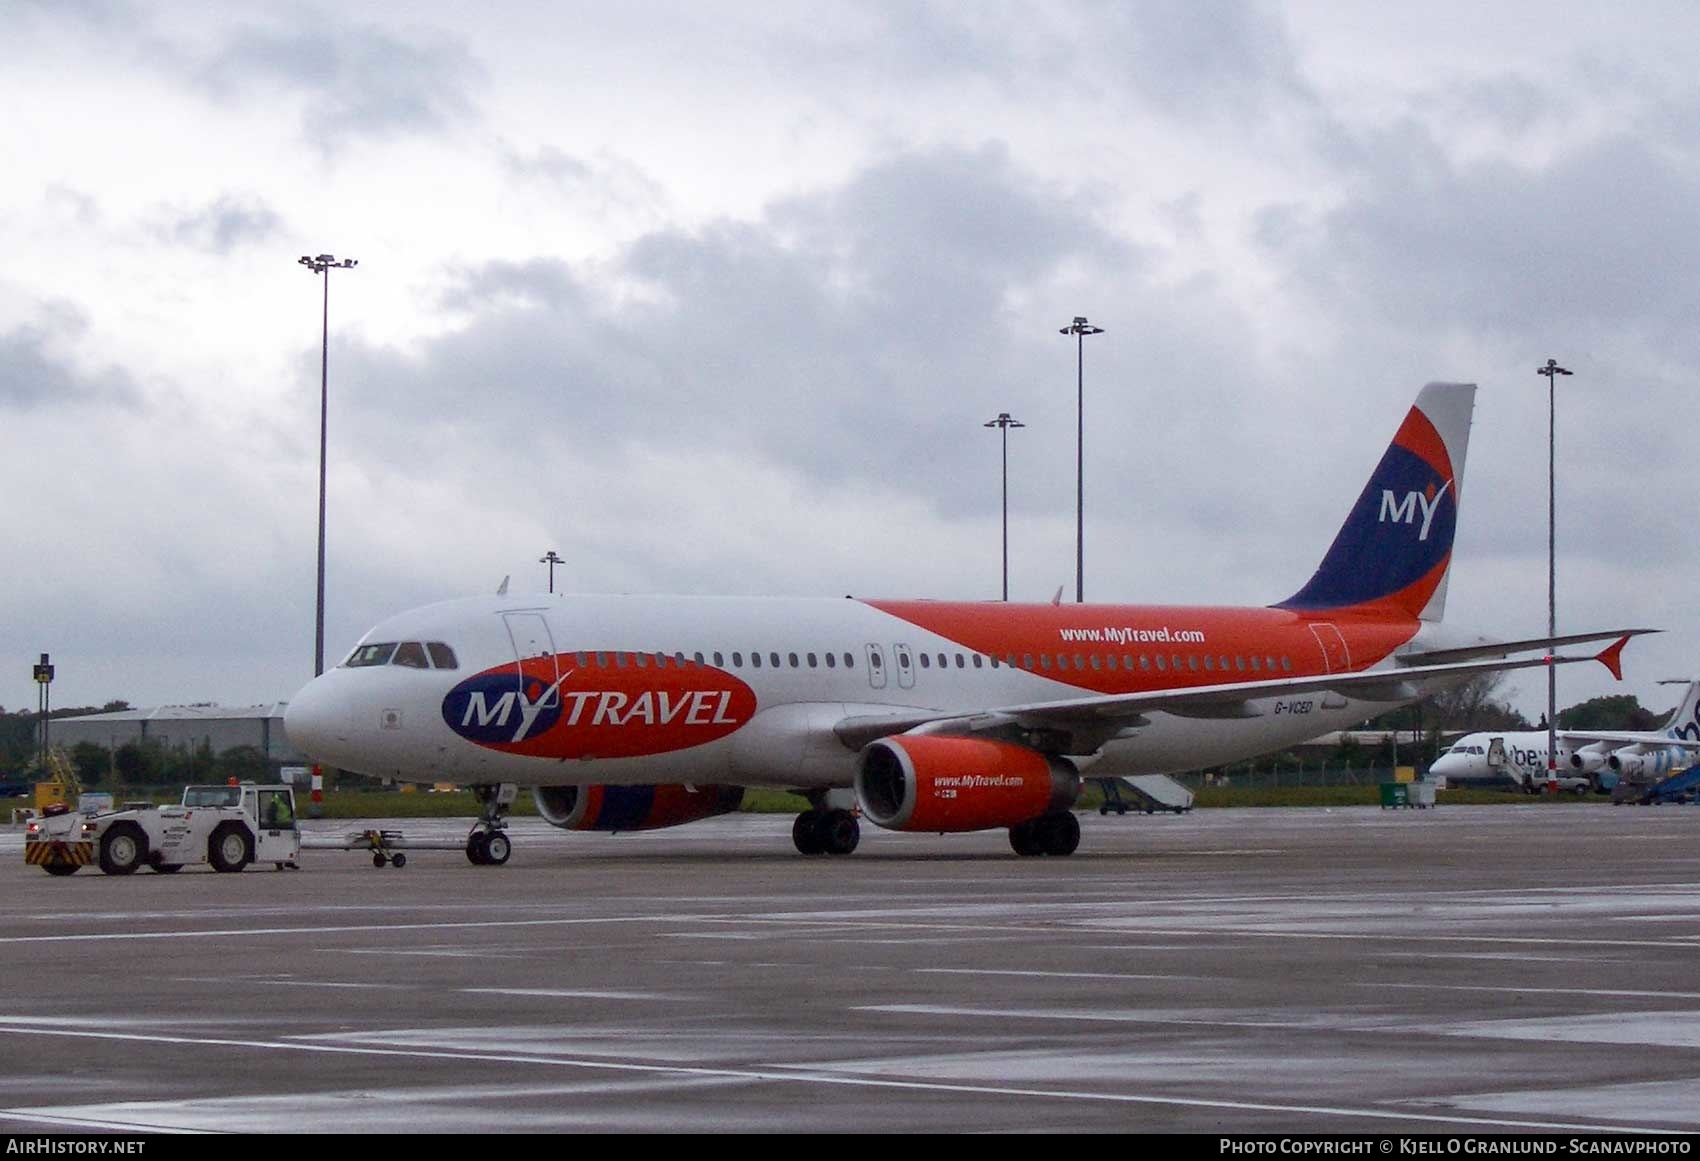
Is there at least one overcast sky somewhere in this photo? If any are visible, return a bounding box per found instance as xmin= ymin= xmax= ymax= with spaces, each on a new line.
xmin=6 ymin=1 xmax=1698 ymax=725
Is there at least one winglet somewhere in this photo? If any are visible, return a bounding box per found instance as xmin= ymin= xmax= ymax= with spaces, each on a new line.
xmin=1595 ymin=635 xmax=1631 ymax=681
xmin=1051 ymin=586 xmax=1064 ymax=607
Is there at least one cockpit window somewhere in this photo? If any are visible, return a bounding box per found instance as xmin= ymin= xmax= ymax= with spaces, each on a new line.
xmin=345 ymin=643 xmax=397 ymax=668
xmin=392 ymin=642 xmax=430 ymax=669
xmin=426 ymin=642 xmax=458 ymax=669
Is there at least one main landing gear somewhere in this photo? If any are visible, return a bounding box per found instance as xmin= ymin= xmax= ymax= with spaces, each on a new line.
xmin=792 ymin=807 xmax=860 ymax=856
xmin=466 ymin=783 xmax=517 ymax=866
xmin=1009 ymin=811 xmax=1080 ymax=857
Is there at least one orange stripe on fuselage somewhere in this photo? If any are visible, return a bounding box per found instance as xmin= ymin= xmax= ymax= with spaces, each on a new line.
xmin=862 ymin=601 xmax=1420 ymax=693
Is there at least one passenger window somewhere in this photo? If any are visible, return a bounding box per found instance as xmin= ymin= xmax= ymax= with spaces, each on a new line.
xmin=392 ymin=642 xmax=430 ymax=669
xmin=1138 ymin=655 xmax=1148 ymax=670
xmin=713 ymin=652 xmax=724 ymax=667
xmin=825 ymin=653 xmax=836 ymax=669
xmin=1281 ymin=657 xmax=1292 ymax=672
xmin=1235 ymin=657 xmax=1245 ymax=672
xmin=807 ymin=653 xmax=817 ymax=668
xmin=1250 ymin=656 xmax=1261 ymax=672
xmin=1022 ymin=654 xmax=1034 ymax=670
xmin=1090 ymin=655 xmax=1102 ymax=670
xmin=616 ymin=652 xmax=628 ymax=669
xmin=1074 ymin=654 xmax=1085 ymax=670
xmin=1203 ymin=656 xmax=1215 ymax=671
xmin=732 ymin=652 xmax=744 ymax=667
xmin=1155 ymin=656 xmax=1167 ymax=671
xmin=1040 ymin=655 xmax=1052 ymax=670
xmin=596 ymin=652 xmax=609 ymax=668
xmin=635 ymin=653 xmax=649 ymax=668
xmin=344 ymin=643 xmax=397 ymax=668
xmin=871 ymin=653 xmax=882 ymax=669
xmin=751 ymin=652 xmax=762 ymax=668
xmin=1106 ymin=655 xmax=1117 ymax=670
xmin=919 ymin=654 xmax=931 ymax=669
xmin=789 ymin=653 xmax=799 ymax=668
xmin=770 ymin=653 xmax=780 ymax=668
xmin=426 ymin=642 xmax=459 ymax=669
xmin=844 ymin=654 xmax=855 ymax=669
xmin=1187 ymin=656 xmax=1198 ymax=672
xmin=692 ymin=652 xmax=703 ymax=666
xmin=576 ymin=651 xmax=589 ymax=668
xmin=938 ymin=653 xmax=947 ymax=669
xmin=972 ymin=655 xmax=983 ymax=669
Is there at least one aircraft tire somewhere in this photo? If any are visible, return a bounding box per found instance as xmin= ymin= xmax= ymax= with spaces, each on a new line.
xmin=465 ymin=831 xmax=490 ymax=865
xmin=1038 ymin=811 xmax=1080 ymax=857
xmin=1009 ymin=820 xmax=1043 ymax=857
xmin=821 ymin=810 xmax=859 ymax=856
xmin=484 ymin=831 xmax=512 ymax=865
xmin=792 ymin=812 xmax=826 ymax=856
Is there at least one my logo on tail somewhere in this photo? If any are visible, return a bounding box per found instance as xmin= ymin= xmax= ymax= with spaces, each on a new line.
xmin=1378 ymin=480 xmax=1453 ymax=542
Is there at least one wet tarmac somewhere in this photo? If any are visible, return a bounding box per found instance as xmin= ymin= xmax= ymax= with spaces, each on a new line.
xmin=1 ymin=804 xmax=1697 ymax=1133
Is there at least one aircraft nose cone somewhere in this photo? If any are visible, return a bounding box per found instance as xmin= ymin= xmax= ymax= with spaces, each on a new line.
xmin=284 ymin=673 xmax=351 ymax=761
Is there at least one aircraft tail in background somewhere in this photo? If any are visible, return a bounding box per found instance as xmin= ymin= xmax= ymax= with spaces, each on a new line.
xmin=1276 ymin=381 xmax=1475 ymax=623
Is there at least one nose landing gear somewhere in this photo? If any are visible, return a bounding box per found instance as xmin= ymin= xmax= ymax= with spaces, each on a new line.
xmin=466 ymin=783 xmax=518 ymax=866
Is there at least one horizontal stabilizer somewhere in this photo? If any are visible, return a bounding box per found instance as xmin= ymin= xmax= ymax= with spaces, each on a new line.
xmin=1395 ymin=629 xmax=1656 ymax=668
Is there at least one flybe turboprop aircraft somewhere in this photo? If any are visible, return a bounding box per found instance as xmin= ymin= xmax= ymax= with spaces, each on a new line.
xmin=284 ymin=382 xmax=1643 ymax=864
xmin=1431 ymin=675 xmax=1700 ymax=793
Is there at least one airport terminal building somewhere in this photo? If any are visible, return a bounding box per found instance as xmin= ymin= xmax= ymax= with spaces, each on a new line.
xmin=50 ymin=704 xmax=307 ymax=767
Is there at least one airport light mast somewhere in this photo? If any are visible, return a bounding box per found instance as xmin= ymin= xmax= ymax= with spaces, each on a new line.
xmin=982 ymin=412 xmax=1025 ymax=601
xmin=1059 ymin=316 xmax=1103 ymax=603
xmin=299 ymin=253 xmax=357 ymax=678
xmin=540 ymin=550 xmax=564 ymax=594
xmin=1538 ymin=357 xmax=1572 ymax=784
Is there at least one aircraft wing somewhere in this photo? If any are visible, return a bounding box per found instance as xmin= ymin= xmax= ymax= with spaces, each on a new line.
xmin=834 ymin=638 xmax=1637 ymax=753
xmin=1556 ymin=730 xmax=1700 ymax=750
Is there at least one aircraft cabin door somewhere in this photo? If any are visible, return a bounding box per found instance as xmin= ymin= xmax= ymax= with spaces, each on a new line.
xmin=1307 ymin=622 xmax=1351 ymax=673
xmin=503 ymin=612 xmax=559 ymax=685
xmin=894 ymin=643 xmax=916 ymax=689
xmin=865 ymin=644 xmax=888 ymax=689
xmin=1486 ymin=737 xmax=1507 ymax=770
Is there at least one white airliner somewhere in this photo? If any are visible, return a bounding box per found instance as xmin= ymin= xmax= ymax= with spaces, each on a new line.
xmin=284 ymin=382 xmax=1643 ymax=863
xmin=1430 ymin=676 xmax=1700 ymax=793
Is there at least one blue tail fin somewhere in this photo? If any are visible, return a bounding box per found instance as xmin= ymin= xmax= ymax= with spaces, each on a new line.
xmin=1276 ymin=382 xmax=1475 ymax=621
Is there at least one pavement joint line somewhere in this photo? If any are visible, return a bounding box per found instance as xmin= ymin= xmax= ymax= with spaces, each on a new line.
xmin=0 ymin=1024 xmax=1674 ymax=1136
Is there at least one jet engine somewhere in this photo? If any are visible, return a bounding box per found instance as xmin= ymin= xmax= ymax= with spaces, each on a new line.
xmin=1607 ymin=749 xmax=1646 ymax=777
xmin=533 ymin=784 xmax=745 ymax=832
xmin=1569 ymin=745 xmax=1609 ymax=775
xmin=854 ymin=735 xmax=1079 ymax=833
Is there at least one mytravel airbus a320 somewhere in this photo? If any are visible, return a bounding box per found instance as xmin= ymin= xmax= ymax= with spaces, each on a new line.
xmin=283 ymin=382 xmax=1642 ymax=863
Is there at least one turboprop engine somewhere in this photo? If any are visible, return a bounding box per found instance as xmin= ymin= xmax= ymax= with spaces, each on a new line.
xmin=533 ymin=784 xmax=745 ymax=832
xmin=854 ymin=735 xmax=1080 ymax=854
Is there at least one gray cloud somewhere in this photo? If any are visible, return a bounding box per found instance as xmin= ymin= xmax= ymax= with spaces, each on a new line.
xmin=332 ymin=143 xmax=1142 ymax=519
xmin=198 ymin=16 xmax=483 ymax=147
xmin=152 ymin=194 xmax=282 ymax=254
xmin=0 ymin=306 xmax=141 ymax=412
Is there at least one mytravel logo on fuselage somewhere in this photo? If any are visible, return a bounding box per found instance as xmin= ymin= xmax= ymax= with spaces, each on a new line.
xmin=442 ymin=654 xmax=757 ymax=760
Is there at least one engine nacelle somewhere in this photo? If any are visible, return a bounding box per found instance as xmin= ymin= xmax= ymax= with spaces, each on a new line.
xmin=1570 ymin=744 xmax=1610 ymax=775
xmin=1607 ymin=750 xmax=1646 ymax=777
xmin=855 ymin=735 xmax=1079 ymax=833
xmin=533 ymin=784 xmax=745 ymax=832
